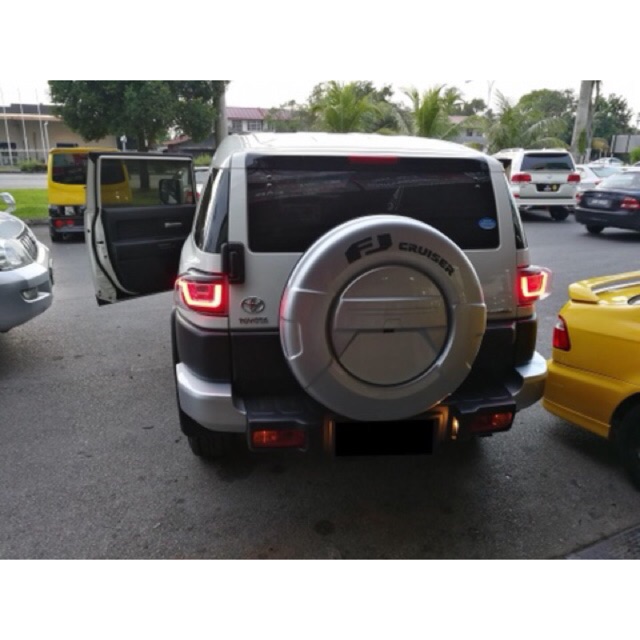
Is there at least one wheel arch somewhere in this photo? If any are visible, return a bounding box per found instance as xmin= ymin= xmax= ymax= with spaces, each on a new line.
xmin=610 ymin=393 xmax=640 ymax=443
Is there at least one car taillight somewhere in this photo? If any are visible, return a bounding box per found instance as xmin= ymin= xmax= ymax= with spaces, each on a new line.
xmin=621 ymin=197 xmax=640 ymax=210
xmin=511 ymin=173 xmax=532 ymax=183
xmin=175 ymin=274 xmax=228 ymax=315
xmin=517 ymin=266 xmax=551 ymax=306
xmin=552 ymin=315 xmax=571 ymax=351
xmin=567 ymin=173 xmax=581 ymax=183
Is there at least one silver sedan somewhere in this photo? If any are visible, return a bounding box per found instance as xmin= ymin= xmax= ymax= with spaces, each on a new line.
xmin=0 ymin=193 xmax=53 ymax=332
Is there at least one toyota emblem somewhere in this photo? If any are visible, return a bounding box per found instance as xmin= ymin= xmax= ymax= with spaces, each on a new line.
xmin=241 ymin=297 xmax=266 ymax=314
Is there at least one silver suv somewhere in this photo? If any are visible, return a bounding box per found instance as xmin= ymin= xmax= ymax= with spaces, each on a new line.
xmin=494 ymin=148 xmax=579 ymax=220
xmin=85 ymin=133 xmax=549 ymax=460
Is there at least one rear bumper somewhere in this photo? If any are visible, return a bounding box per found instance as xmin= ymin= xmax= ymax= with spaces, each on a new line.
xmin=575 ymin=208 xmax=640 ymax=230
xmin=0 ymin=243 xmax=53 ymax=332
xmin=517 ymin=198 xmax=575 ymax=208
xmin=175 ymin=350 xmax=547 ymax=439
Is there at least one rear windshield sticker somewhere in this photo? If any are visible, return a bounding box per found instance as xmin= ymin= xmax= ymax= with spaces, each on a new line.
xmin=478 ymin=217 xmax=497 ymax=230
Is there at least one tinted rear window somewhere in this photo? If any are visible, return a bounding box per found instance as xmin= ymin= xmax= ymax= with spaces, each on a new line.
xmin=521 ymin=153 xmax=574 ymax=171
xmin=52 ymin=152 xmax=88 ymax=185
xmin=246 ymin=155 xmax=499 ymax=252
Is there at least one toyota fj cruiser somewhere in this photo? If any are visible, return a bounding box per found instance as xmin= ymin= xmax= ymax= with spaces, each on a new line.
xmin=85 ymin=133 xmax=549 ymax=461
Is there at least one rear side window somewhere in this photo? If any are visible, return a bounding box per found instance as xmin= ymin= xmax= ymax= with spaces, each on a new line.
xmin=246 ymin=155 xmax=499 ymax=252
xmin=99 ymin=158 xmax=194 ymax=207
xmin=521 ymin=153 xmax=574 ymax=171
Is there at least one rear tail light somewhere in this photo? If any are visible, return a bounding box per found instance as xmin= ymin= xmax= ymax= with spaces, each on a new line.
xmin=567 ymin=173 xmax=581 ymax=183
xmin=511 ymin=173 xmax=532 ymax=183
xmin=517 ymin=265 xmax=551 ymax=306
xmin=175 ymin=274 xmax=228 ymax=315
xmin=552 ymin=315 xmax=571 ymax=351
xmin=621 ymin=197 xmax=640 ymax=210
xmin=465 ymin=410 xmax=514 ymax=435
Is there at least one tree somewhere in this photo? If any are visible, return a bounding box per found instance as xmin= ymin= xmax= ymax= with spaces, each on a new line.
xmin=480 ymin=91 xmax=568 ymax=153
xmin=310 ymin=81 xmax=379 ymax=133
xmin=403 ymin=85 xmax=464 ymax=139
xmin=592 ymin=93 xmax=635 ymax=143
xmin=48 ymin=81 xmax=228 ymax=151
xmin=518 ymin=88 xmax=576 ymax=145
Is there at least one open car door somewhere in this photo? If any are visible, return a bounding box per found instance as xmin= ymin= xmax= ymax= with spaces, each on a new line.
xmin=85 ymin=152 xmax=196 ymax=305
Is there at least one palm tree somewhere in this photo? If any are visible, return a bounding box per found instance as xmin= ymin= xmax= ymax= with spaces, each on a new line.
xmin=313 ymin=82 xmax=378 ymax=133
xmin=403 ymin=85 xmax=464 ymax=140
xmin=481 ymin=91 xmax=568 ymax=153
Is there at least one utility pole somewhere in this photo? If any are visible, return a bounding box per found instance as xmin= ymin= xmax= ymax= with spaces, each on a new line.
xmin=571 ymin=81 xmax=595 ymax=163
xmin=215 ymin=84 xmax=228 ymax=151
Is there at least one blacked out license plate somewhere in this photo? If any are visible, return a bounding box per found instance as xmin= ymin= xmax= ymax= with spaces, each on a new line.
xmin=334 ymin=420 xmax=435 ymax=456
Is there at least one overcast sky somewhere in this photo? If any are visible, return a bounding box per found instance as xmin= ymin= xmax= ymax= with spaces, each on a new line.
xmin=2 ymin=80 xmax=638 ymax=119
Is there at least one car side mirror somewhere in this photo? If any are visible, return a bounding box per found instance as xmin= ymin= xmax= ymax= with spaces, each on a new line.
xmin=159 ymin=178 xmax=182 ymax=205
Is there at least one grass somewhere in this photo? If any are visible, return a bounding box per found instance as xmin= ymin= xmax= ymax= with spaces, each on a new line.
xmin=0 ymin=189 xmax=48 ymax=219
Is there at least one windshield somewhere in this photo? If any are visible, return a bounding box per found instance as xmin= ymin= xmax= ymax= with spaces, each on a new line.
xmin=590 ymin=166 xmax=621 ymax=178
xmin=600 ymin=171 xmax=640 ymax=190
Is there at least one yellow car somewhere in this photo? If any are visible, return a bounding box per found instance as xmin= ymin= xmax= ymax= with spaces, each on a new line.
xmin=543 ymin=271 xmax=640 ymax=488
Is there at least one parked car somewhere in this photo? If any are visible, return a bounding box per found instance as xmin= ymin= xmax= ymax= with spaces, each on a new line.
xmin=575 ymin=167 xmax=640 ymax=234
xmin=575 ymin=164 xmax=623 ymax=192
xmin=590 ymin=157 xmax=624 ymax=167
xmin=493 ymin=148 xmax=579 ymax=220
xmin=84 ymin=134 xmax=550 ymax=462
xmin=0 ymin=192 xmax=54 ymax=332
xmin=543 ymin=271 xmax=640 ymax=488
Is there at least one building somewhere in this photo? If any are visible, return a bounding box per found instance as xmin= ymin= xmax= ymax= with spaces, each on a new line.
xmin=0 ymin=103 xmax=117 ymax=166
xmin=449 ymin=115 xmax=486 ymax=149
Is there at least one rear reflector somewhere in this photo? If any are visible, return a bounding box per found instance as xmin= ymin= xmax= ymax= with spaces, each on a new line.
xmin=517 ymin=265 xmax=551 ymax=306
xmin=175 ymin=275 xmax=227 ymax=315
xmin=251 ymin=428 xmax=306 ymax=449
xmin=552 ymin=315 xmax=571 ymax=350
xmin=511 ymin=173 xmax=532 ymax=183
xmin=468 ymin=411 xmax=514 ymax=434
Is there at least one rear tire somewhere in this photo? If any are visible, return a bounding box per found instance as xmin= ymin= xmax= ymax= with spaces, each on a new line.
xmin=616 ymin=407 xmax=640 ymax=489
xmin=549 ymin=207 xmax=570 ymax=221
xmin=586 ymin=225 xmax=604 ymax=235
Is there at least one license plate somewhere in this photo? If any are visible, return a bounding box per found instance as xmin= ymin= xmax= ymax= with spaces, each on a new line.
xmin=334 ymin=419 xmax=435 ymax=456
xmin=589 ymin=198 xmax=610 ymax=208
xmin=538 ymin=184 xmax=559 ymax=192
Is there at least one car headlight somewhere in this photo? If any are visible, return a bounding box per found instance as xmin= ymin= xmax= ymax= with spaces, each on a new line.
xmin=0 ymin=238 xmax=32 ymax=271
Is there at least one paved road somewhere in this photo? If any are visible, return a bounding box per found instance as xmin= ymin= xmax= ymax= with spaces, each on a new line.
xmin=0 ymin=173 xmax=47 ymax=189
xmin=1 ymin=214 xmax=639 ymax=559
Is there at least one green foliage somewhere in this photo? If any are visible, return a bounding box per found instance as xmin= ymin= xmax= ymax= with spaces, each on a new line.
xmin=311 ymin=81 xmax=379 ymax=133
xmin=479 ymin=91 xmax=568 ymax=153
xmin=193 ymin=154 xmax=212 ymax=167
xmin=3 ymin=189 xmax=48 ymax=219
xmin=19 ymin=160 xmax=47 ymax=173
xmin=403 ymin=85 xmax=464 ymax=140
xmin=630 ymin=147 xmax=640 ymax=165
xmin=48 ymin=81 xmax=227 ymax=151
xmin=517 ymin=89 xmax=576 ymax=145
xmin=593 ymin=93 xmax=635 ymax=141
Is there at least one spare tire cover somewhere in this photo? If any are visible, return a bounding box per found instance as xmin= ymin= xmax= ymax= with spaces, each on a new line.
xmin=280 ymin=215 xmax=486 ymax=421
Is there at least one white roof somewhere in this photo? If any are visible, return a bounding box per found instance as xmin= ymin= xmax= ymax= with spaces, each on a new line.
xmin=214 ymin=132 xmax=485 ymax=162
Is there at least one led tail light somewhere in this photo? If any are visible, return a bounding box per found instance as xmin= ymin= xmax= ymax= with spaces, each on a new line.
xmin=511 ymin=173 xmax=532 ymax=183
xmin=517 ymin=266 xmax=551 ymax=306
xmin=175 ymin=274 xmax=228 ymax=315
xmin=552 ymin=315 xmax=571 ymax=351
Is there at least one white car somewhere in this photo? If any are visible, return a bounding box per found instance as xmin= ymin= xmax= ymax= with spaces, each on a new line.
xmin=494 ymin=148 xmax=579 ymax=220
xmin=0 ymin=193 xmax=54 ymax=332
xmin=575 ymin=164 xmax=623 ymax=192
xmin=84 ymin=134 xmax=550 ymax=462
